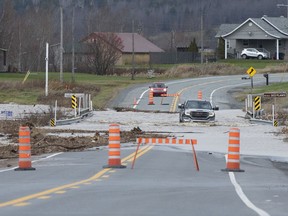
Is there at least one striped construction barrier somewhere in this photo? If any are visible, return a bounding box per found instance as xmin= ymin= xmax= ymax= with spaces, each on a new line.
xmin=160 ymin=93 xmax=180 ymax=97
xmin=103 ymin=124 xmax=126 ymax=169
xmin=222 ymin=128 xmax=244 ymax=172
xmin=15 ymin=126 xmax=35 ymax=171
xmin=136 ymin=137 xmax=197 ymax=145
xmin=132 ymin=137 xmax=199 ymax=171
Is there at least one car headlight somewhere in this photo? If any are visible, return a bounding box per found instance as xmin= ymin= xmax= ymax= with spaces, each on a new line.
xmin=209 ymin=111 xmax=215 ymax=117
xmin=163 ymin=88 xmax=167 ymax=91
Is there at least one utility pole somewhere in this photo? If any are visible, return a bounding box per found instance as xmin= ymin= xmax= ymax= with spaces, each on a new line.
xmin=131 ymin=20 xmax=135 ymax=80
xmin=170 ymin=30 xmax=175 ymax=51
xmin=45 ymin=43 xmax=49 ymax=96
xmin=71 ymin=6 xmax=75 ymax=82
xmin=200 ymin=8 xmax=204 ymax=64
xmin=18 ymin=21 xmax=22 ymax=72
xmin=60 ymin=6 xmax=63 ymax=83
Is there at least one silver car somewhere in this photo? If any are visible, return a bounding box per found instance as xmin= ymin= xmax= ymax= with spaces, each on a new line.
xmin=240 ymin=48 xmax=268 ymax=59
xmin=178 ymin=100 xmax=219 ymax=123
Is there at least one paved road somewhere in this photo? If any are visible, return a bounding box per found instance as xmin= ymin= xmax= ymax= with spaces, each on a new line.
xmin=0 ymin=145 xmax=287 ymax=216
xmin=0 ymin=73 xmax=288 ymax=215
xmin=110 ymin=73 xmax=287 ymax=111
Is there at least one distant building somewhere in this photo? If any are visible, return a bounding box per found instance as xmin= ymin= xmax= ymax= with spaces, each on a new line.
xmin=216 ymin=16 xmax=288 ymax=60
xmin=63 ymin=32 xmax=164 ymax=70
xmin=114 ymin=32 xmax=164 ymax=65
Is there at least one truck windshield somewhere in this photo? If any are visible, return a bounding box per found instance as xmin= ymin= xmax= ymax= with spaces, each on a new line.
xmin=186 ymin=101 xmax=212 ymax=109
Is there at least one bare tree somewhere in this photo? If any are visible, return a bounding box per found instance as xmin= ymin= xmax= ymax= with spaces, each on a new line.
xmin=18 ymin=6 xmax=53 ymax=72
xmin=0 ymin=0 xmax=17 ymax=71
xmin=83 ymin=32 xmax=123 ymax=75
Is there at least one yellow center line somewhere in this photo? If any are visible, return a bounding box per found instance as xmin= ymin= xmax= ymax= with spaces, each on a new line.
xmin=0 ymin=144 xmax=153 ymax=208
xmin=54 ymin=191 xmax=66 ymax=194
xmin=14 ymin=202 xmax=30 ymax=207
xmin=38 ymin=196 xmax=51 ymax=199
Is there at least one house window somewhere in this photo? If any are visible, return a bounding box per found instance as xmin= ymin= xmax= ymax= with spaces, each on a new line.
xmin=243 ymin=40 xmax=249 ymax=47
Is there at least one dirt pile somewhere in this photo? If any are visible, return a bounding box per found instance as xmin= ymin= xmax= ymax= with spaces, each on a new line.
xmin=0 ymin=120 xmax=165 ymax=168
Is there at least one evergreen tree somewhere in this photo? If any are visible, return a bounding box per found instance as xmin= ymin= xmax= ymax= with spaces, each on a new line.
xmin=217 ymin=37 xmax=225 ymax=59
xmin=188 ymin=38 xmax=198 ymax=52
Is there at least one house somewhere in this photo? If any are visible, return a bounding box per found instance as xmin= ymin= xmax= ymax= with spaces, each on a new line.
xmin=215 ymin=16 xmax=288 ymax=60
xmin=78 ymin=32 xmax=164 ymax=65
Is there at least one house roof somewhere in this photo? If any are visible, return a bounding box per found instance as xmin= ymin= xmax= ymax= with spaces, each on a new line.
xmin=82 ymin=32 xmax=164 ymax=53
xmin=215 ymin=24 xmax=239 ymax=37
xmin=248 ymin=18 xmax=284 ymax=38
xmin=262 ymin=16 xmax=288 ymax=36
xmin=216 ymin=16 xmax=288 ymax=39
xmin=116 ymin=33 xmax=164 ymax=53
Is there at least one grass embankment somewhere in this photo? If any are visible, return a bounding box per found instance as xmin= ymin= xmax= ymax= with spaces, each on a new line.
xmin=220 ymin=59 xmax=282 ymax=69
xmin=0 ymin=60 xmax=288 ymax=109
xmin=0 ymin=71 xmax=169 ymax=108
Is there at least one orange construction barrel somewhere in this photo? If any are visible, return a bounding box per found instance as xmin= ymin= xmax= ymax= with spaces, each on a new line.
xmin=15 ymin=126 xmax=35 ymax=171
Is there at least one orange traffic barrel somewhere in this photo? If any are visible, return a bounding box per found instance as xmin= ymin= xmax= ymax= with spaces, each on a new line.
xmin=148 ymin=89 xmax=154 ymax=105
xmin=103 ymin=124 xmax=126 ymax=168
xmin=197 ymin=90 xmax=202 ymax=100
xmin=15 ymin=126 xmax=35 ymax=171
xmin=222 ymin=128 xmax=244 ymax=172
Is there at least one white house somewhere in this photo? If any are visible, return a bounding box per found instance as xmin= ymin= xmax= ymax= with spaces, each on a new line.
xmin=216 ymin=16 xmax=288 ymax=60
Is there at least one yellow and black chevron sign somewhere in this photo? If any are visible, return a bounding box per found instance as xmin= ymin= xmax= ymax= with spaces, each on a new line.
xmin=72 ymin=95 xmax=77 ymax=109
xmin=274 ymin=120 xmax=278 ymax=127
xmin=254 ymin=96 xmax=261 ymax=111
xmin=50 ymin=118 xmax=55 ymax=127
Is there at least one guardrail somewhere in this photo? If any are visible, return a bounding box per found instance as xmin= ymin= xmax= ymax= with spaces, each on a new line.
xmin=55 ymin=111 xmax=93 ymax=126
xmin=51 ymin=93 xmax=93 ymax=126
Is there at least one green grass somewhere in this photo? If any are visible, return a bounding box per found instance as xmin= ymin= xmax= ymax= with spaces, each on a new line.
xmin=252 ymin=82 xmax=288 ymax=94
xmin=0 ymin=72 xmax=166 ymax=108
xmin=1 ymin=62 xmax=288 ymax=108
xmin=234 ymin=80 xmax=288 ymax=108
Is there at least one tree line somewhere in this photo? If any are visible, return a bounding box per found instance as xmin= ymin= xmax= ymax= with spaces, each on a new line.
xmin=0 ymin=0 xmax=283 ymax=73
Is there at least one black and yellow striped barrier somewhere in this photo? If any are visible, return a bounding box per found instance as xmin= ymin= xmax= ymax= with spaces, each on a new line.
xmin=254 ymin=96 xmax=261 ymax=111
xmin=72 ymin=95 xmax=77 ymax=109
xmin=50 ymin=118 xmax=55 ymax=127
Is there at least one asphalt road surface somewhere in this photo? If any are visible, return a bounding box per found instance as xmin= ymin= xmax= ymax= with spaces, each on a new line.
xmin=0 ymin=146 xmax=287 ymax=216
xmin=110 ymin=73 xmax=286 ymax=111
xmin=0 ymin=73 xmax=288 ymax=216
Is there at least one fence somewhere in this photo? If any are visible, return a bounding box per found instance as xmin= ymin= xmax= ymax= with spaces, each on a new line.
xmin=150 ymin=52 xmax=217 ymax=64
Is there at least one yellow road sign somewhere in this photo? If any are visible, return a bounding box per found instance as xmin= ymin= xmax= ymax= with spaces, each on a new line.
xmin=246 ymin=67 xmax=256 ymax=77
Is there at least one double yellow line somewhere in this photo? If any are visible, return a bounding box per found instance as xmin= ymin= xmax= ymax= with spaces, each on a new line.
xmin=0 ymin=145 xmax=154 ymax=208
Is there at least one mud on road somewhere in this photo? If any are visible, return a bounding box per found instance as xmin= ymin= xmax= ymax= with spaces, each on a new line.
xmin=0 ymin=120 xmax=164 ymax=168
